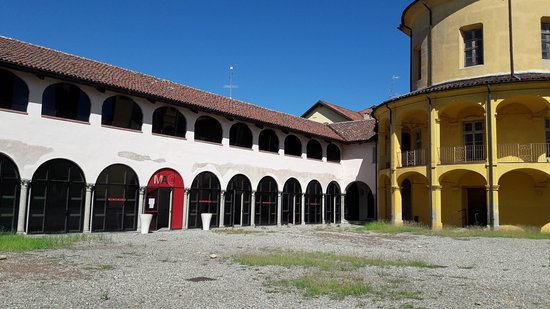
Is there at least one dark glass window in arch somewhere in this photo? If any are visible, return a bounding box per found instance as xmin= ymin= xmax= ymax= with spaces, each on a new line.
xmin=102 ymin=96 xmax=143 ymax=130
xmin=93 ymin=164 xmax=139 ymax=232
xmin=152 ymin=106 xmax=186 ymax=138
xmin=307 ymin=140 xmax=322 ymax=160
xmin=188 ymin=172 xmax=220 ymax=229
xmin=0 ymin=153 xmax=20 ymax=231
xmin=305 ymin=180 xmax=322 ymax=224
xmin=224 ymin=174 xmax=252 ymax=227
xmin=28 ymin=159 xmax=85 ymax=234
xmin=0 ymin=69 xmax=29 ymax=112
xmin=282 ymin=178 xmax=301 ymax=225
xmin=230 ymin=123 xmax=253 ymax=148
xmin=284 ymin=135 xmax=302 ymax=156
xmin=194 ymin=116 xmax=223 ymax=143
xmin=255 ymin=176 xmax=278 ymax=226
xmin=325 ymin=182 xmax=341 ymax=224
xmin=259 ymin=129 xmax=279 ymax=153
xmin=327 ymin=144 xmax=341 ymax=162
xmin=42 ymin=83 xmax=91 ymax=122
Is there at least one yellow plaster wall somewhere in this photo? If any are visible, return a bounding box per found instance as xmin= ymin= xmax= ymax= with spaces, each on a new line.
xmin=304 ymin=107 xmax=348 ymax=124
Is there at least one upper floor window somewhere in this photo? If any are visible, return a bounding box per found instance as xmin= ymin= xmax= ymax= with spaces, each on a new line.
xmin=415 ymin=45 xmax=422 ymax=81
xmin=229 ymin=123 xmax=253 ymax=148
xmin=259 ymin=129 xmax=279 ymax=153
xmin=542 ymin=22 xmax=550 ymax=60
xmin=194 ymin=116 xmax=222 ymax=143
xmin=306 ymin=140 xmax=322 ymax=160
xmin=284 ymin=135 xmax=302 ymax=157
xmin=545 ymin=118 xmax=550 ymax=144
xmin=102 ymin=96 xmax=143 ymax=130
xmin=462 ymin=27 xmax=484 ymax=67
xmin=152 ymin=106 xmax=186 ymax=138
xmin=327 ymin=144 xmax=341 ymax=163
xmin=0 ymin=69 xmax=28 ymax=112
xmin=42 ymin=83 xmax=90 ymax=122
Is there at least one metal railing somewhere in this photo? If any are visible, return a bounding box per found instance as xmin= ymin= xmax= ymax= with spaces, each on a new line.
xmin=398 ymin=149 xmax=426 ymax=167
xmin=497 ymin=143 xmax=550 ymax=163
xmin=439 ymin=145 xmax=486 ymax=164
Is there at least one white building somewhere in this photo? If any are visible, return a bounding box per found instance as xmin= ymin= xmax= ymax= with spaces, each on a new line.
xmin=0 ymin=36 xmax=376 ymax=234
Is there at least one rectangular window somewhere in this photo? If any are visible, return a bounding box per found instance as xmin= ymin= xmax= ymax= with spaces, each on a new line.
xmin=543 ymin=22 xmax=550 ymax=60
xmin=415 ymin=46 xmax=422 ymax=80
xmin=463 ymin=121 xmax=485 ymax=161
xmin=463 ymin=28 xmax=484 ymax=67
xmin=545 ymin=118 xmax=550 ymax=143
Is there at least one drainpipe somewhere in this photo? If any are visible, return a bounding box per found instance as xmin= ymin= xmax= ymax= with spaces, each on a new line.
xmin=423 ymin=2 xmax=433 ymax=87
xmin=508 ymin=0 xmax=520 ymax=80
xmin=426 ymin=95 xmax=434 ymax=226
xmin=486 ymin=85 xmax=495 ymax=227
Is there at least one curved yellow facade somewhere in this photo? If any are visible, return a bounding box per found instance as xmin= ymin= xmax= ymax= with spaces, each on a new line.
xmin=376 ymin=0 xmax=550 ymax=229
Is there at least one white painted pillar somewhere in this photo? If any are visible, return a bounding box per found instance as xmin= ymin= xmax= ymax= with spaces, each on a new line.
xmin=321 ymin=194 xmax=326 ymax=224
xmin=277 ymin=192 xmax=282 ymax=227
xmin=83 ymin=184 xmax=93 ymax=233
xmin=183 ymin=188 xmax=190 ymax=229
xmin=341 ymin=194 xmax=348 ymax=224
xmin=301 ymin=194 xmax=305 ymax=225
xmin=250 ymin=191 xmax=256 ymax=226
xmin=333 ymin=195 xmax=337 ymax=224
xmin=219 ymin=190 xmax=225 ymax=227
xmin=16 ymin=179 xmax=30 ymax=234
xmin=136 ymin=186 xmax=146 ymax=231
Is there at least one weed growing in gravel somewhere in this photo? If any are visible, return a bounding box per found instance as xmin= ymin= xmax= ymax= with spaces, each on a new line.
xmin=100 ymin=289 xmax=110 ymax=301
xmin=0 ymin=233 xmax=110 ymax=252
xmin=360 ymin=221 xmax=550 ymax=240
xmin=215 ymin=229 xmax=265 ymax=235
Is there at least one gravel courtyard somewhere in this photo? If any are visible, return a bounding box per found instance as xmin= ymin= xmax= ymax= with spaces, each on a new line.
xmin=1 ymin=225 xmax=549 ymax=309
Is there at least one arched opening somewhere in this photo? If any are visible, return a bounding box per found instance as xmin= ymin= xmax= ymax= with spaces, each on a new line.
xmin=499 ymin=169 xmax=550 ymax=227
xmin=325 ymin=182 xmax=341 ymax=224
xmin=401 ymin=179 xmax=412 ymax=221
xmin=397 ymin=172 xmax=430 ymax=224
xmin=0 ymin=153 xmax=20 ymax=231
xmin=225 ymin=174 xmax=252 ymax=227
xmin=188 ymin=172 xmax=220 ymax=229
xmin=397 ymin=110 xmax=428 ymax=167
xmin=345 ymin=181 xmax=374 ymax=222
xmin=259 ymin=129 xmax=279 ymax=153
xmin=145 ymin=168 xmax=185 ymax=231
xmin=102 ymin=96 xmax=143 ymax=130
xmin=440 ymin=170 xmax=487 ymax=227
xmin=194 ymin=116 xmax=223 ymax=143
xmin=284 ymin=135 xmax=302 ymax=156
xmin=255 ymin=176 xmax=278 ymax=226
xmin=305 ymin=180 xmax=322 ymax=224
xmin=0 ymin=69 xmax=29 ymax=112
xmin=282 ymin=178 xmax=302 ymax=225
xmin=152 ymin=106 xmax=186 ymax=138
xmin=42 ymin=83 xmax=90 ymax=122
xmin=29 ymin=159 xmax=85 ymax=233
xmin=306 ymin=140 xmax=322 ymax=160
xmin=327 ymin=144 xmax=341 ymax=163
xmin=229 ymin=123 xmax=253 ymax=148
xmin=93 ymin=164 xmax=139 ymax=232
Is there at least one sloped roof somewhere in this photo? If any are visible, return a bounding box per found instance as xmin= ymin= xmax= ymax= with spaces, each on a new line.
xmin=329 ymin=119 xmax=377 ymax=142
xmin=302 ymin=100 xmax=364 ymax=121
xmin=0 ymin=36 xmax=380 ymax=143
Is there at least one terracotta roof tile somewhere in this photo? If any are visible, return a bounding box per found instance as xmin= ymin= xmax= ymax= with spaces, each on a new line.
xmin=0 ymin=36 xmax=373 ymax=142
xmin=329 ymin=119 xmax=376 ymax=142
xmin=317 ymin=100 xmax=364 ymax=121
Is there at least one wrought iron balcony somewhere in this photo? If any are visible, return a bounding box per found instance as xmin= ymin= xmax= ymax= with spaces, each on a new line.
xmin=398 ymin=149 xmax=426 ymax=167
xmin=497 ymin=143 xmax=550 ymax=163
xmin=439 ymin=145 xmax=486 ymax=164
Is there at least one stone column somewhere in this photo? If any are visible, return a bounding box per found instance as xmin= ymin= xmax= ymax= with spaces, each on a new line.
xmin=391 ymin=186 xmax=403 ymax=225
xmin=333 ymin=195 xmax=337 ymax=224
xmin=83 ymin=183 xmax=94 ymax=233
xmin=16 ymin=179 xmax=30 ymax=234
xmin=431 ymin=185 xmax=443 ymax=230
xmin=487 ymin=185 xmax=500 ymax=229
xmin=136 ymin=186 xmax=146 ymax=231
xmin=183 ymin=188 xmax=190 ymax=229
xmin=250 ymin=191 xmax=256 ymax=226
xmin=301 ymin=194 xmax=305 ymax=225
xmin=219 ymin=190 xmax=226 ymax=227
xmin=277 ymin=192 xmax=282 ymax=227
xmin=321 ymin=194 xmax=326 ymax=224
xmin=340 ymin=194 xmax=347 ymax=224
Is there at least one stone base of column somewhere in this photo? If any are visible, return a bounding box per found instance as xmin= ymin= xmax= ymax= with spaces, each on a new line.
xmin=431 ymin=222 xmax=443 ymax=231
xmin=391 ymin=219 xmax=403 ymax=226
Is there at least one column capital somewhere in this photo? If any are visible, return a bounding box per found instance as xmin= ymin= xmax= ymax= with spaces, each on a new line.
xmin=221 ymin=190 xmax=226 ymax=196
xmin=139 ymin=186 xmax=147 ymax=194
xmin=432 ymin=185 xmax=442 ymax=191
xmin=20 ymin=179 xmax=31 ymax=186
xmin=184 ymin=187 xmax=191 ymax=194
xmin=278 ymin=191 xmax=282 ymax=197
xmin=485 ymin=185 xmax=500 ymax=191
xmin=391 ymin=186 xmax=400 ymax=193
xmin=86 ymin=183 xmax=94 ymax=191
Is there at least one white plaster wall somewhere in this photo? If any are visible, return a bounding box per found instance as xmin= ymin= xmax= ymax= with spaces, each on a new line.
xmin=0 ymin=69 xmax=376 ymax=195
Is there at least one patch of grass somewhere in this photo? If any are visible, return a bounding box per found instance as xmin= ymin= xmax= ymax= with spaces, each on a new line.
xmin=290 ymin=273 xmax=373 ymax=299
xmin=0 ymin=233 xmax=110 ymax=253
xmin=100 ymin=289 xmax=110 ymax=301
xmin=233 ymin=251 xmax=440 ymax=271
xmin=359 ymin=221 xmax=550 ymax=240
xmin=215 ymin=229 xmax=264 ymax=235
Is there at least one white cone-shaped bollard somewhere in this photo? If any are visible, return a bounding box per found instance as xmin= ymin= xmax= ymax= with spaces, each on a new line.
xmin=201 ymin=213 xmax=213 ymax=231
xmin=140 ymin=214 xmax=153 ymax=234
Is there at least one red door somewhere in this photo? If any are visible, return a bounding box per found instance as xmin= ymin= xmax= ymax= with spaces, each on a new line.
xmin=146 ymin=169 xmax=185 ymax=229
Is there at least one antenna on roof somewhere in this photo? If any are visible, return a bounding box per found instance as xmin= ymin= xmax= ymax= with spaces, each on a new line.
xmin=224 ymin=64 xmax=239 ymax=99
xmin=389 ymin=74 xmax=399 ymax=99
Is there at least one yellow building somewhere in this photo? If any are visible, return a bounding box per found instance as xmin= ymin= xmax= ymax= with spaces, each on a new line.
xmin=374 ymin=0 xmax=550 ymax=229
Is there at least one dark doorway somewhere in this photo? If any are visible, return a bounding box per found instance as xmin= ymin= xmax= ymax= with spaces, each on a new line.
xmin=0 ymin=154 xmax=20 ymax=231
xmin=145 ymin=168 xmax=185 ymax=230
xmin=467 ymin=188 xmax=487 ymax=226
xmin=345 ymin=182 xmax=374 ymax=222
xmin=255 ymin=177 xmax=278 ymax=226
xmin=325 ymin=182 xmax=341 ymax=224
xmin=401 ymin=179 xmax=412 ymax=221
xmin=188 ymin=172 xmax=220 ymax=229
xmin=304 ymin=180 xmax=322 ymax=224
xmin=282 ymin=178 xmax=301 ymax=225
xmin=146 ymin=188 xmax=171 ymax=230
xmin=225 ymin=175 xmax=252 ymax=227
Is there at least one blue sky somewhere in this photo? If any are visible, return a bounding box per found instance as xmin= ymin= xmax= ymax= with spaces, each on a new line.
xmin=0 ymin=0 xmax=412 ymax=116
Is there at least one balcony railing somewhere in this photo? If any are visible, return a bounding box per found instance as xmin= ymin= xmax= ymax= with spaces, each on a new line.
xmin=497 ymin=143 xmax=550 ymax=163
xmin=398 ymin=149 xmax=426 ymax=167
xmin=439 ymin=145 xmax=486 ymax=164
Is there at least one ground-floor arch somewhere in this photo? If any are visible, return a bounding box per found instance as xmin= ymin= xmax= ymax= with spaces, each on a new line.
xmin=440 ymin=169 xmax=487 ymax=227
xmin=0 ymin=153 xmax=20 ymax=231
xmin=255 ymin=176 xmax=278 ymax=226
xmin=145 ymin=168 xmax=184 ymax=230
xmin=304 ymin=180 xmax=322 ymax=224
xmin=325 ymin=182 xmax=341 ymax=224
xmin=281 ymin=178 xmax=301 ymax=225
xmin=224 ymin=174 xmax=252 ymax=227
xmin=344 ymin=181 xmax=374 ymax=222
xmin=28 ymin=159 xmax=86 ymax=234
xmin=188 ymin=172 xmax=220 ymax=229
xmin=93 ymin=164 xmax=140 ymax=232
xmin=397 ymin=172 xmax=430 ymax=225
xmin=499 ymin=169 xmax=550 ymax=227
